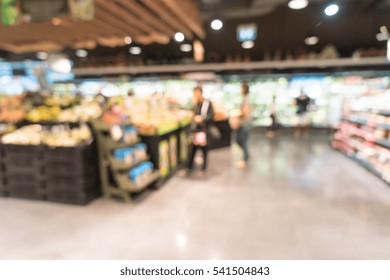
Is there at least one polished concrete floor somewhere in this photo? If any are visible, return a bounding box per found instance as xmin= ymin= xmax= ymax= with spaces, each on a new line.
xmin=1 ymin=134 xmax=390 ymax=259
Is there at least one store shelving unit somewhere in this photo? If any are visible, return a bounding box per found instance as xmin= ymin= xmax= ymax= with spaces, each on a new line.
xmin=332 ymin=95 xmax=390 ymax=185
xmin=91 ymin=120 xmax=159 ymax=202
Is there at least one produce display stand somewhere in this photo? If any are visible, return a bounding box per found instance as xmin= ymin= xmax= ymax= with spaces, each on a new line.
xmin=91 ymin=120 xmax=159 ymax=202
xmin=140 ymin=124 xmax=191 ymax=186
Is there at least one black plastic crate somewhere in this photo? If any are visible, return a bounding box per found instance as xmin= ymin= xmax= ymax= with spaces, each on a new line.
xmin=43 ymin=159 xmax=98 ymax=176
xmin=8 ymin=189 xmax=45 ymax=201
xmin=46 ymin=190 xmax=100 ymax=205
xmin=3 ymin=157 xmax=43 ymax=174
xmin=43 ymin=142 xmax=97 ymax=162
xmin=4 ymin=172 xmax=44 ymax=188
xmin=44 ymin=171 xmax=100 ymax=192
xmin=2 ymin=144 xmax=44 ymax=160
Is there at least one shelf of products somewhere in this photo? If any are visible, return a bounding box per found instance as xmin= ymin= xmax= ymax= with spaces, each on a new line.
xmin=92 ymin=120 xmax=160 ymax=202
xmin=332 ymin=90 xmax=390 ymax=185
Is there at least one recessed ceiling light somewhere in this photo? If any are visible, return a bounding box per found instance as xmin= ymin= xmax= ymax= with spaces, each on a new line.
xmin=180 ymin=44 xmax=192 ymax=52
xmin=129 ymin=46 xmax=141 ymax=55
xmin=288 ymin=0 xmax=308 ymax=10
xmin=211 ymin=19 xmax=223 ymax=30
xmin=124 ymin=36 xmax=132 ymax=45
xmin=305 ymin=36 xmax=319 ymax=45
xmin=75 ymin=49 xmax=88 ymax=58
xmin=175 ymin=32 xmax=185 ymax=42
xmin=325 ymin=4 xmax=339 ymax=16
xmin=242 ymin=41 xmax=255 ymax=49
xmin=36 ymin=52 xmax=48 ymax=60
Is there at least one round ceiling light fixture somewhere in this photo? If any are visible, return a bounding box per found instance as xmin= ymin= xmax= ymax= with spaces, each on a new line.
xmin=75 ymin=49 xmax=88 ymax=58
xmin=175 ymin=32 xmax=185 ymax=42
xmin=211 ymin=19 xmax=223 ymax=30
xmin=129 ymin=46 xmax=142 ymax=55
xmin=36 ymin=52 xmax=48 ymax=60
xmin=180 ymin=44 xmax=192 ymax=52
xmin=288 ymin=0 xmax=308 ymax=10
xmin=242 ymin=41 xmax=255 ymax=49
xmin=304 ymin=35 xmax=319 ymax=45
xmin=325 ymin=3 xmax=339 ymax=16
xmin=124 ymin=36 xmax=132 ymax=45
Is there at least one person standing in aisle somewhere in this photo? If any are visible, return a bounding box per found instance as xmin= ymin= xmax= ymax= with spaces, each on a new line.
xmin=187 ymin=86 xmax=214 ymax=176
xmin=235 ymin=82 xmax=252 ymax=169
xmin=266 ymin=95 xmax=279 ymax=138
xmin=293 ymin=89 xmax=311 ymax=138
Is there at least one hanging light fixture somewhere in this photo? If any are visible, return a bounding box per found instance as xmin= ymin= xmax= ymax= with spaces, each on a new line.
xmin=288 ymin=0 xmax=308 ymax=10
xmin=304 ymin=35 xmax=319 ymax=45
xmin=129 ymin=46 xmax=141 ymax=55
xmin=324 ymin=3 xmax=339 ymax=16
xmin=211 ymin=19 xmax=223 ymax=30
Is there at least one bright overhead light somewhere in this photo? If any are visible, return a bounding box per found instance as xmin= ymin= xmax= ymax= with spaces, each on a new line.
xmin=241 ymin=41 xmax=254 ymax=49
xmin=75 ymin=49 xmax=88 ymax=58
xmin=129 ymin=46 xmax=141 ymax=55
xmin=175 ymin=32 xmax=185 ymax=42
xmin=211 ymin=19 xmax=223 ymax=30
xmin=124 ymin=36 xmax=132 ymax=44
xmin=325 ymin=4 xmax=339 ymax=16
xmin=180 ymin=44 xmax=192 ymax=52
xmin=36 ymin=52 xmax=48 ymax=60
xmin=50 ymin=58 xmax=72 ymax=73
xmin=288 ymin=0 xmax=308 ymax=10
xmin=305 ymin=36 xmax=319 ymax=45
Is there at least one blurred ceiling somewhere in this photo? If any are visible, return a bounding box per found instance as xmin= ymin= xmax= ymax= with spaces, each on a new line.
xmin=0 ymin=0 xmax=204 ymax=53
xmin=1 ymin=0 xmax=390 ymax=64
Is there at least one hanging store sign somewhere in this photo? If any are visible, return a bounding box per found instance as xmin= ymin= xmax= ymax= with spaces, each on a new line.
xmin=68 ymin=0 xmax=94 ymax=21
xmin=19 ymin=0 xmax=68 ymax=22
xmin=1 ymin=0 xmax=20 ymax=25
xmin=237 ymin=24 xmax=257 ymax=42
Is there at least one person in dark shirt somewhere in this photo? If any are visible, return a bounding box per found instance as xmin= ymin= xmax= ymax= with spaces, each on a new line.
xmin=293 ymin=90 xmax=311 ymax=138
xmin=187 ymin=86 xmax=214 ymax=176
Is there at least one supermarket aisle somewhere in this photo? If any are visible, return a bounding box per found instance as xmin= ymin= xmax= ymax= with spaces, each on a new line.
xmin=1 ymin=134 xmax=390 ymax=259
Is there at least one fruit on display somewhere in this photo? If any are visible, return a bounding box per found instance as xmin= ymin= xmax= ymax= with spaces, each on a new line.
xmin=26 ymin=106 xmax=61 ymax=122
xmin=43 ymin=95 xmax=77 ymax=108
xmin=2 ymin=125 xmax=43 ymax=145
xmin=58 ymin=101 xmax=102 ymax=122
xmin=1 ymin=124 xmax=93 ymax=147
xmin=0 ymin=96 xmax=25 ymax=122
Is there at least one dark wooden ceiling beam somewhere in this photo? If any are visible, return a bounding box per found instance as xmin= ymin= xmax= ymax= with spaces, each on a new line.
xmin=162 ymin=0 xmax=205 ymax=39
xmin=141 ymin=0 xmax=193 ymax=39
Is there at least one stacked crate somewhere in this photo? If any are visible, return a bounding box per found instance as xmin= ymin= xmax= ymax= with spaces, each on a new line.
xmin=43 ymin=144 xmax=101 ymax=205
xmin=0 ymin=142 xmax=101 ymax=205
xmin=2 ymin=145 xmax=45 ymax=200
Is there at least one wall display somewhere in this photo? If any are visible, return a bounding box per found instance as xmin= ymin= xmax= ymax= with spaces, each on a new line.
xmin=332 ymin=90 xmax=390 ymax=184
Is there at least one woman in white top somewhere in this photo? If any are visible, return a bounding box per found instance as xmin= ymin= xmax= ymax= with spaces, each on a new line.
xmin=236 ymin=82 xmax=252 ymax=168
